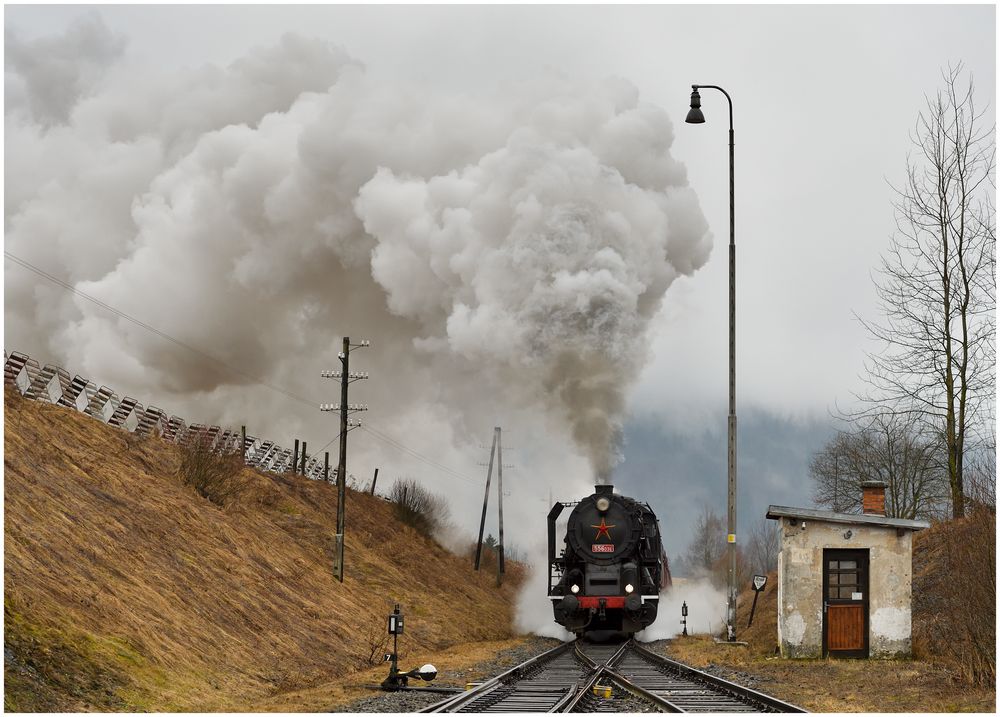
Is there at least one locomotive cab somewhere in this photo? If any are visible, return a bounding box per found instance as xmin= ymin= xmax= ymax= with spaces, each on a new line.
xmin=548 ymin=485 xmax=667 ymax=635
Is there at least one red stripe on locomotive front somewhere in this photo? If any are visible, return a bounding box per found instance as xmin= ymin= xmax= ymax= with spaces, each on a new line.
xmin=576 ymin=596 xmax=626 ymax=609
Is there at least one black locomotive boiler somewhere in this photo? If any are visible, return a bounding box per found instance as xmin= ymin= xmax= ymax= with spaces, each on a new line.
xmin=548 ymin=484 xmax=670 ymax=635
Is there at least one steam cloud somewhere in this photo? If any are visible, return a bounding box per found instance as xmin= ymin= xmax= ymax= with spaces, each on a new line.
xmin=636 ymin=578 xmax=727 ymax=641
xmin=5 ymin=18 xmax=710 ymax=516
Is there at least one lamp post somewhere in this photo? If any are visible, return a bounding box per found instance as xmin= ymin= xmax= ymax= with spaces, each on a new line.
xmin=686 ymin=84 xmax=738 ymax=642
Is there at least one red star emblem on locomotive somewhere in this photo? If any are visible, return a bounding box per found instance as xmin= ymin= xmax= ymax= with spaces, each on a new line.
xmin=591 ymin=518 xmax=615 ymax=541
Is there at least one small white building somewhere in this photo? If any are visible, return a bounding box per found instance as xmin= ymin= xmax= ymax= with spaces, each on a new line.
xmin=766 ymin=482 xmax=929 ymax=659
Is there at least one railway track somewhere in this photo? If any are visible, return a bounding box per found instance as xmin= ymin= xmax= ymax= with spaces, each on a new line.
xmin=421 ymin=639 xmax=805 ymax=713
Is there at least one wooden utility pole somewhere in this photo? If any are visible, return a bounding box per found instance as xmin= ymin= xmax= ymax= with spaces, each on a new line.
xmin=293 ymin=439 xmax=300 ymax=475
xmin=321 ymin=337 xmax=370 ymax=583
xmin=335 ymin=336 xmax=349 ymax=582
xmin=371 ymin=468 xmax=379 ymax=495
xmin=497 ymin=427 xmax=505 ymax=582
xmin=474 ymin=428 xmax=498 ymax=570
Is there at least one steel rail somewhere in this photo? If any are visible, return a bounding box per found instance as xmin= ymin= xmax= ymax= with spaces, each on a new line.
xmin=625 ymin=641 xmax=806 ymax=713
xmin=599 ymin=645 xmax=685 ymax=712
xmin=420 ymin=640 xmax=577 ymax=712
xmin=574 ymin=640 xmax=629 ymax=669
xmin=423 ymin=637 xmax=805 ymax=713
xmin=562 ymin=663 xmax=682 ymax=713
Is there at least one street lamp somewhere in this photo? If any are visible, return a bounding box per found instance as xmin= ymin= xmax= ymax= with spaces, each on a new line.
xmin=686 ymin=83 xmax=738 ymax=642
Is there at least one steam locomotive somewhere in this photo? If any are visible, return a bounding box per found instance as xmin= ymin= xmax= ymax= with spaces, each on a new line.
xmin=548 ymin=484 xmax=670 ymax=635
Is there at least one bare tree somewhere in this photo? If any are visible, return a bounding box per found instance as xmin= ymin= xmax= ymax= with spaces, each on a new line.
xmin=679 ymin=506 xmax=727 ymax=584
xmin=856 ymin=64 xmax=995 ymax=519
xmin=746 ymin=516 xmax=780 ymax=576
xmin=810 ymin=413 xmax=949 ymax=520
xmin=964 ymin=419 xmax=996 ymax=509
xmin=810 ymin=431 xmax=859 ymax=514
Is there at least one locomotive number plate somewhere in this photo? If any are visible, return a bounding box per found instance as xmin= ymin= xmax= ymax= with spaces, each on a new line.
xmin=592 ymin=544 xmax=615 ymax=553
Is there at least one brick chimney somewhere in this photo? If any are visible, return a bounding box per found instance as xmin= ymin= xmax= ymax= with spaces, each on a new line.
xmin=861 ymin=481 xmax=887 ymax=516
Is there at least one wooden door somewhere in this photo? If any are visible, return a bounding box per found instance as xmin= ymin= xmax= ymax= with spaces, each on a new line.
xmin=823 ymin=549 xmax=869 ymax=658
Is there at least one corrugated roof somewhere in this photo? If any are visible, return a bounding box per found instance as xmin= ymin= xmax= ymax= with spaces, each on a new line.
xmin=765 ymin=505 xmax=930 ymax=531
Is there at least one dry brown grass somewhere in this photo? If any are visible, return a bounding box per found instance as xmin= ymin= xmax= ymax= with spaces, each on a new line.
xmin=258 ymin=635 xmax=537 ymax=712
xmin=4 ymin=387 xmax=523 ymax=711
xmin=663 ymin=634 xmax=993 ymax=712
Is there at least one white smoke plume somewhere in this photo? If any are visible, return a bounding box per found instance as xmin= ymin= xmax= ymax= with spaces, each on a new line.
xmin=514 ymin=547 xmax=575 ymax=641
xmin=5 ymin=18 xmax=710 ymax=536
xmin=636 ymin=578 xmax=727 ymax=641
xmin=5 ymin=13 xmax=126 ymax=125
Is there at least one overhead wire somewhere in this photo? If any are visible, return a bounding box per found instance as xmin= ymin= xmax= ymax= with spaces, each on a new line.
xmin=4 ymin=251 xmax=319 ymax=409
xmin=5 ymin=250 xmax=481 ymax=487
xmin=360 ymin=424 xmax=482 ymax=486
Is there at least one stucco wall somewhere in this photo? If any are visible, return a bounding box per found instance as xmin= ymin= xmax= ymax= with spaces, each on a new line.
xmin=776 ymin=517 xmax=913 ymax=658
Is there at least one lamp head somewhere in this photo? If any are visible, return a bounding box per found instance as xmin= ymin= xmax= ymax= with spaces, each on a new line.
xmin=685 ymin=87 xmax=705 ymax=124
xmin=406 ymin=664 xmax=437 ymax=681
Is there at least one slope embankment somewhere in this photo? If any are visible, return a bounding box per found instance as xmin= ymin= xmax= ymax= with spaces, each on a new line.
xmin=4 ymin=387 xmax=522 ymax=711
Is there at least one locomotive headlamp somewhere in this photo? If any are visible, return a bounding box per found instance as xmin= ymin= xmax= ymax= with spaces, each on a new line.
xmin=570 ymin=583 xmax=580 ymax=594
xmin=595 ymin=496 xmax=611 ymax=512
xmin=624 ymin=583 xmax=634 ymax=594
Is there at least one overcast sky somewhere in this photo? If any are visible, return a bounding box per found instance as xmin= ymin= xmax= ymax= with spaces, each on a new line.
xmin=4 ymin=4 xmax=995 ymax=563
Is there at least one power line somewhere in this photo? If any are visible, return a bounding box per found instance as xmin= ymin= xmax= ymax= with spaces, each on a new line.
xmin=311 ymin=425 xmax=479 ymax=487
xmin=360 ymin=424 xmax=481 ymax=486
xmin=5 ymin=250 xmax=481 ymax=488
xmin=5 ymin=251 xmax=319 ymax=409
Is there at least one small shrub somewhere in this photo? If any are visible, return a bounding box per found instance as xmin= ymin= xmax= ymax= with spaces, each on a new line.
xmin=358 ymin=613 xmax=391 ymax=668
xmin=913 ymin=505 xmax=996 ymax=685
xmin=178 ymin=437 xmax=251 ymax=507
xmin=388 ymin=478 xmax=449 ymax=537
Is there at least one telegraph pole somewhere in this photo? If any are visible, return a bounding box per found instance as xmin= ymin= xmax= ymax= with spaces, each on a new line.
xmin=496 ymin=427 xmax=505 ymax=582
xmin=474 ymin=428 xmax=498 ymax=571
xmin=321 ymin=337 xmax=369 ymax=582
xmin=475 ymin=426 xmax=513 ymax=582
xmin=338 ymin=337 xmax=349 ymax=565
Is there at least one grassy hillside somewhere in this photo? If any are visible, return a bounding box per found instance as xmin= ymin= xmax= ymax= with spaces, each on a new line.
xmin=4 ymin=387 xmax=522 ymax=711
